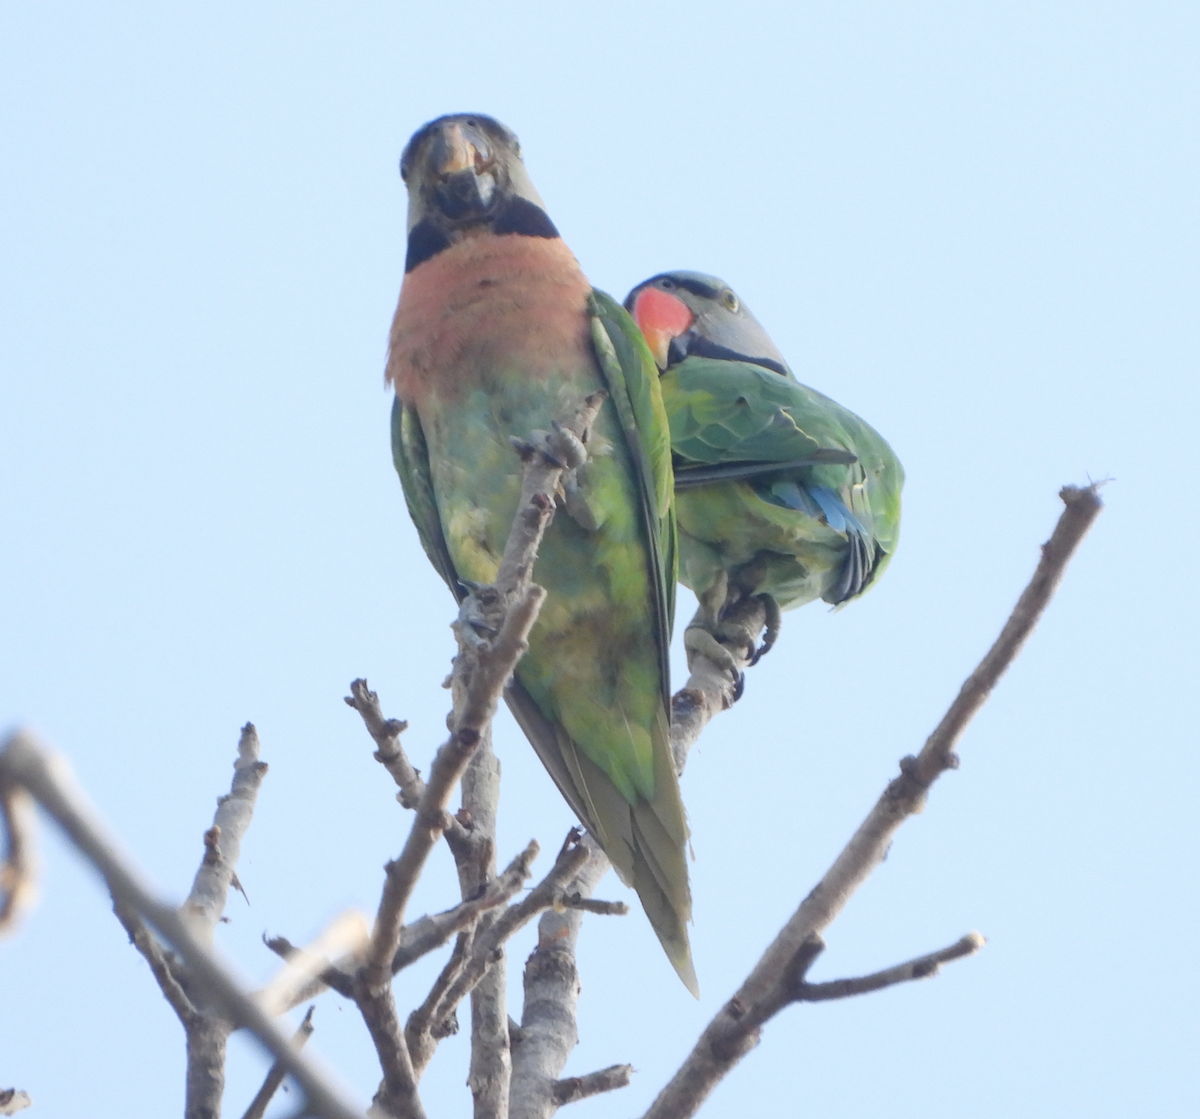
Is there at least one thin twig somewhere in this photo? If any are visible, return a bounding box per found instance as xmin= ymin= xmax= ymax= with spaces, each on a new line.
xmin=641 ymin=483 xmax=1103 ymax=1119
xmin=113 ymin=896 xmax=197 ymax=1024
xmin=0 ymin=779 xmax=37 ymax=936
xmin=406 ymin=835 xmax=590 ymax=1079
xmin=182 ymin=723 xmax=268 ymax=942
xmin=240 ymin=1006 xmax=317 ymax=1119
xmin=797 ymin=933 xmax=985 ymax=1003
xmin=405 ymin=931 xmax=474 ymax=1072
xmin=358 ymin=402 xmax=605 ymax=1119
xmin=265 ymin=843 xmax=538 ymax=1014
xmin=345 ymin=679 xmax=421 ymax=809
xmin=436 ymin=837 xmax=589 ymax=1027
xmin=551 ymin=1065 xmax=633 ymax=1106
xmin=0 ymin=730 xmax=364 ymax=1119
xmin=557 ymin=894 xmax=627 ymax=916
xmin=394 ymin=839 xmax=536 ymax=972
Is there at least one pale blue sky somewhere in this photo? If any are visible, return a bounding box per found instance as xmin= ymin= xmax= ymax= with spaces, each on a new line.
xmin=2 ymin=2 xmax=1197 ymax=1116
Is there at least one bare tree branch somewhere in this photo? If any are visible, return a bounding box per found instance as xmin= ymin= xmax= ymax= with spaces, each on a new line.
xmin=241 ymin=1006 xmax=317 ymax=1119
xmin=113 ymin=896 xmax=197 ymax=1024
xmin=363 ymin=586 xmax=547 ymax=987
xmin=0 ymin=778 xmax=37 ymax=937
xmin=551 ymin=1065 xmax=633 ymax=1106
xmin=265 ymin=842 xmax=539 ymax=1015
xmin=437 ymin=834 xmax=590 ymax=1029
xmin=797 ymin=932 xmax=985 ymax=1003
xmin=558 ymin=895 xmax=628 ymax=916
xmin=405 ymin=931 xmax=473 ymax=1073
xmin=171 ymin=724 xmax=270 ymax=1119
xmin=0 ymin=729 xmax=365 ymax=1119
xmin=183 ymin=723 xmax=268 ymax=941
xmin=509 ymin=838 xmax=610 ymax=1119
xmin=641 ymin=483 xmax=1104 ymax=1119
xmin=392 ymin=840 xmax=537 ymax=972
xmin=357 ymin=400 xmax=607 ymax=1119
xmin=345 ymin=679 xmax=422 ymax=809
xmin=509 ymin=586 xmax=766 ymax=1118
xmin=454 ymin=728 xmax=510 ymax=1119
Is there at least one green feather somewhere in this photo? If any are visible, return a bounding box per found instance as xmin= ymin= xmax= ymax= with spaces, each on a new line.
xmin=663 ymin=355 xmax=903 ymax=611
xmin=392 ymin=290 xmax=696 ymax=995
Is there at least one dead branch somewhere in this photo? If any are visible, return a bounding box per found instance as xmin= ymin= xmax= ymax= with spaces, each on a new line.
xmin=240 ymin=1006 xmax=317 ymax=1119
xmin=509 ymin=584 xmax=765 ymax=1118
xmin=346 ymin=678 xmax=421 ymax=808
xmin=0 ymin=729 xmax=365 ymax=1119
xmin=392 ymin=839 xmax=536 ymax=972
xmin=405 ymin=834 xmax=591 ymax=1079
xmin=182 ymin=723 xmax=267 ymax=940
xmin=357 ymin=400 xmax=606 ymax=1119
xmin=558 ymin=894 xmax=628 ymax=916
xmin=113 ymin=895 xmax=197 ymax=1024
xmin=551 ymin=1065 xmax=633 ymax=1106
xmin=453 ymin=727 xmax=510 ymax=1119
xmin=438 ymin=835 xmax=590 ymax=1030
xmin=265 ymin=842 xmax=538 ymax=1014
xmin=641 ymin=483 xmax=1103 ymax=1119
xmin=0 ymin=778 xmax=37 ymax=936
xmin=509 ymin=837 xmax=611 ymax=1119
xmin=796 ymin=932 xmax=985 ymax=1003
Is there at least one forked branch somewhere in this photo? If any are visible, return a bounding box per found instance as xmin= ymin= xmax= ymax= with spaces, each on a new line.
xmin=641 ymin=483 xmax=1103 ymax=1119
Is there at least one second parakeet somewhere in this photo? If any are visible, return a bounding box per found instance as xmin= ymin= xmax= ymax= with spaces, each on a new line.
xmin=625 ymin=271 xmax=903 ymax=654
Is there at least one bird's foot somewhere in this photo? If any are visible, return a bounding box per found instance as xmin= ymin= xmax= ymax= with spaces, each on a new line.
xmin=749 ymin=595 xmax=783 ymax=665
xmin=684 ymin=625 xmax=741 ymax=677
xmin=454 ymin=587 xmax=501 ymax=652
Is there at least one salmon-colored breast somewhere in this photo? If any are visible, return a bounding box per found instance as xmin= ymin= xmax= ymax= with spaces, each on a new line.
xmin=387 ymin=233 xmax=594 ymax=404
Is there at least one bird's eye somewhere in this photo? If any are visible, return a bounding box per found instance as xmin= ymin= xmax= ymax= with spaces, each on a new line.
xmin=723 ymin=290 xmax=740 ymax=312
xmin=660 ymin=278 xmax=675 ymax=290
xmin=399 ymin=160 xmax=408 ymax=183
xmin=466 ymin=117 xmax=479 ymax=128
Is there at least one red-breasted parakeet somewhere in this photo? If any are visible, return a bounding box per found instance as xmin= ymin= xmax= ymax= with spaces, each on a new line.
xmin=625 ymin=271 xmax=903 ymax=657
xmin=386 ymin=116 xmax=694 ymax=992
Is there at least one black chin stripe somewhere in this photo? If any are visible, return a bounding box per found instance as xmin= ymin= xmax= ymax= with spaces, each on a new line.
xmin=405 ymin=219 xmax=454 ymax=272
xmin=686 ymin=335 xmax=790 ymax=378
xmin=492 ymin=196 xmax=559 ymax=239
xmin=405 ymin=198 xmax=559 ymax=272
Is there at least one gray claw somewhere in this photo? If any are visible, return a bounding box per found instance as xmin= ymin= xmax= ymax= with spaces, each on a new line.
xmin=684 ymin=626 xmax=740 ymax=677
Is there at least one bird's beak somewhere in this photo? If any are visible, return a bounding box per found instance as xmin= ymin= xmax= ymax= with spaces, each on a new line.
xmin=424 ymin=120 xmax=497 ymax=218
xmin=430 ymin=122 xmax=489 ymax=177
xmin=632 ymin=287 xmax=694 ymax=370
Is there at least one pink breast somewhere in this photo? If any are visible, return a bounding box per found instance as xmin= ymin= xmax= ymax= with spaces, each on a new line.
xmin=387 ymin=233 xmax=594 ymax=404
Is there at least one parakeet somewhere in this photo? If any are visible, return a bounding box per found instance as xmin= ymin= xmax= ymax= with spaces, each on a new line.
xmin=625 ymin=271 xmax=903 ymax=654
xmin=386 ymin=115 xmax=695 ymax=993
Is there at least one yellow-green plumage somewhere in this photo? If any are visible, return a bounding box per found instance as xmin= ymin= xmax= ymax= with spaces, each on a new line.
xmin=626 ymin=270 xmax=904 ymax=624
xmin=387 ymin=116 xmax=694 ymax=992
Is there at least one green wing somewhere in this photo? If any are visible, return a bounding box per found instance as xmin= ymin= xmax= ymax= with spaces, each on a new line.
xmin=391 ymin=395 xmax=464 ymax=602
xmin=587 ymin=290 xmax=677 ymax=704
xmin=665 ymin=355 xmax=904 ymax=605
xmin=667 ymin=357 xmax=862 ymax=474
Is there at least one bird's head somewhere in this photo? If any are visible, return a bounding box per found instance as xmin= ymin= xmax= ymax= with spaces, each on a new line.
xmin=624 ymin=271 xmax=792 ymax=378
xmin=399 ymin=114 xmax=557 ymax=270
